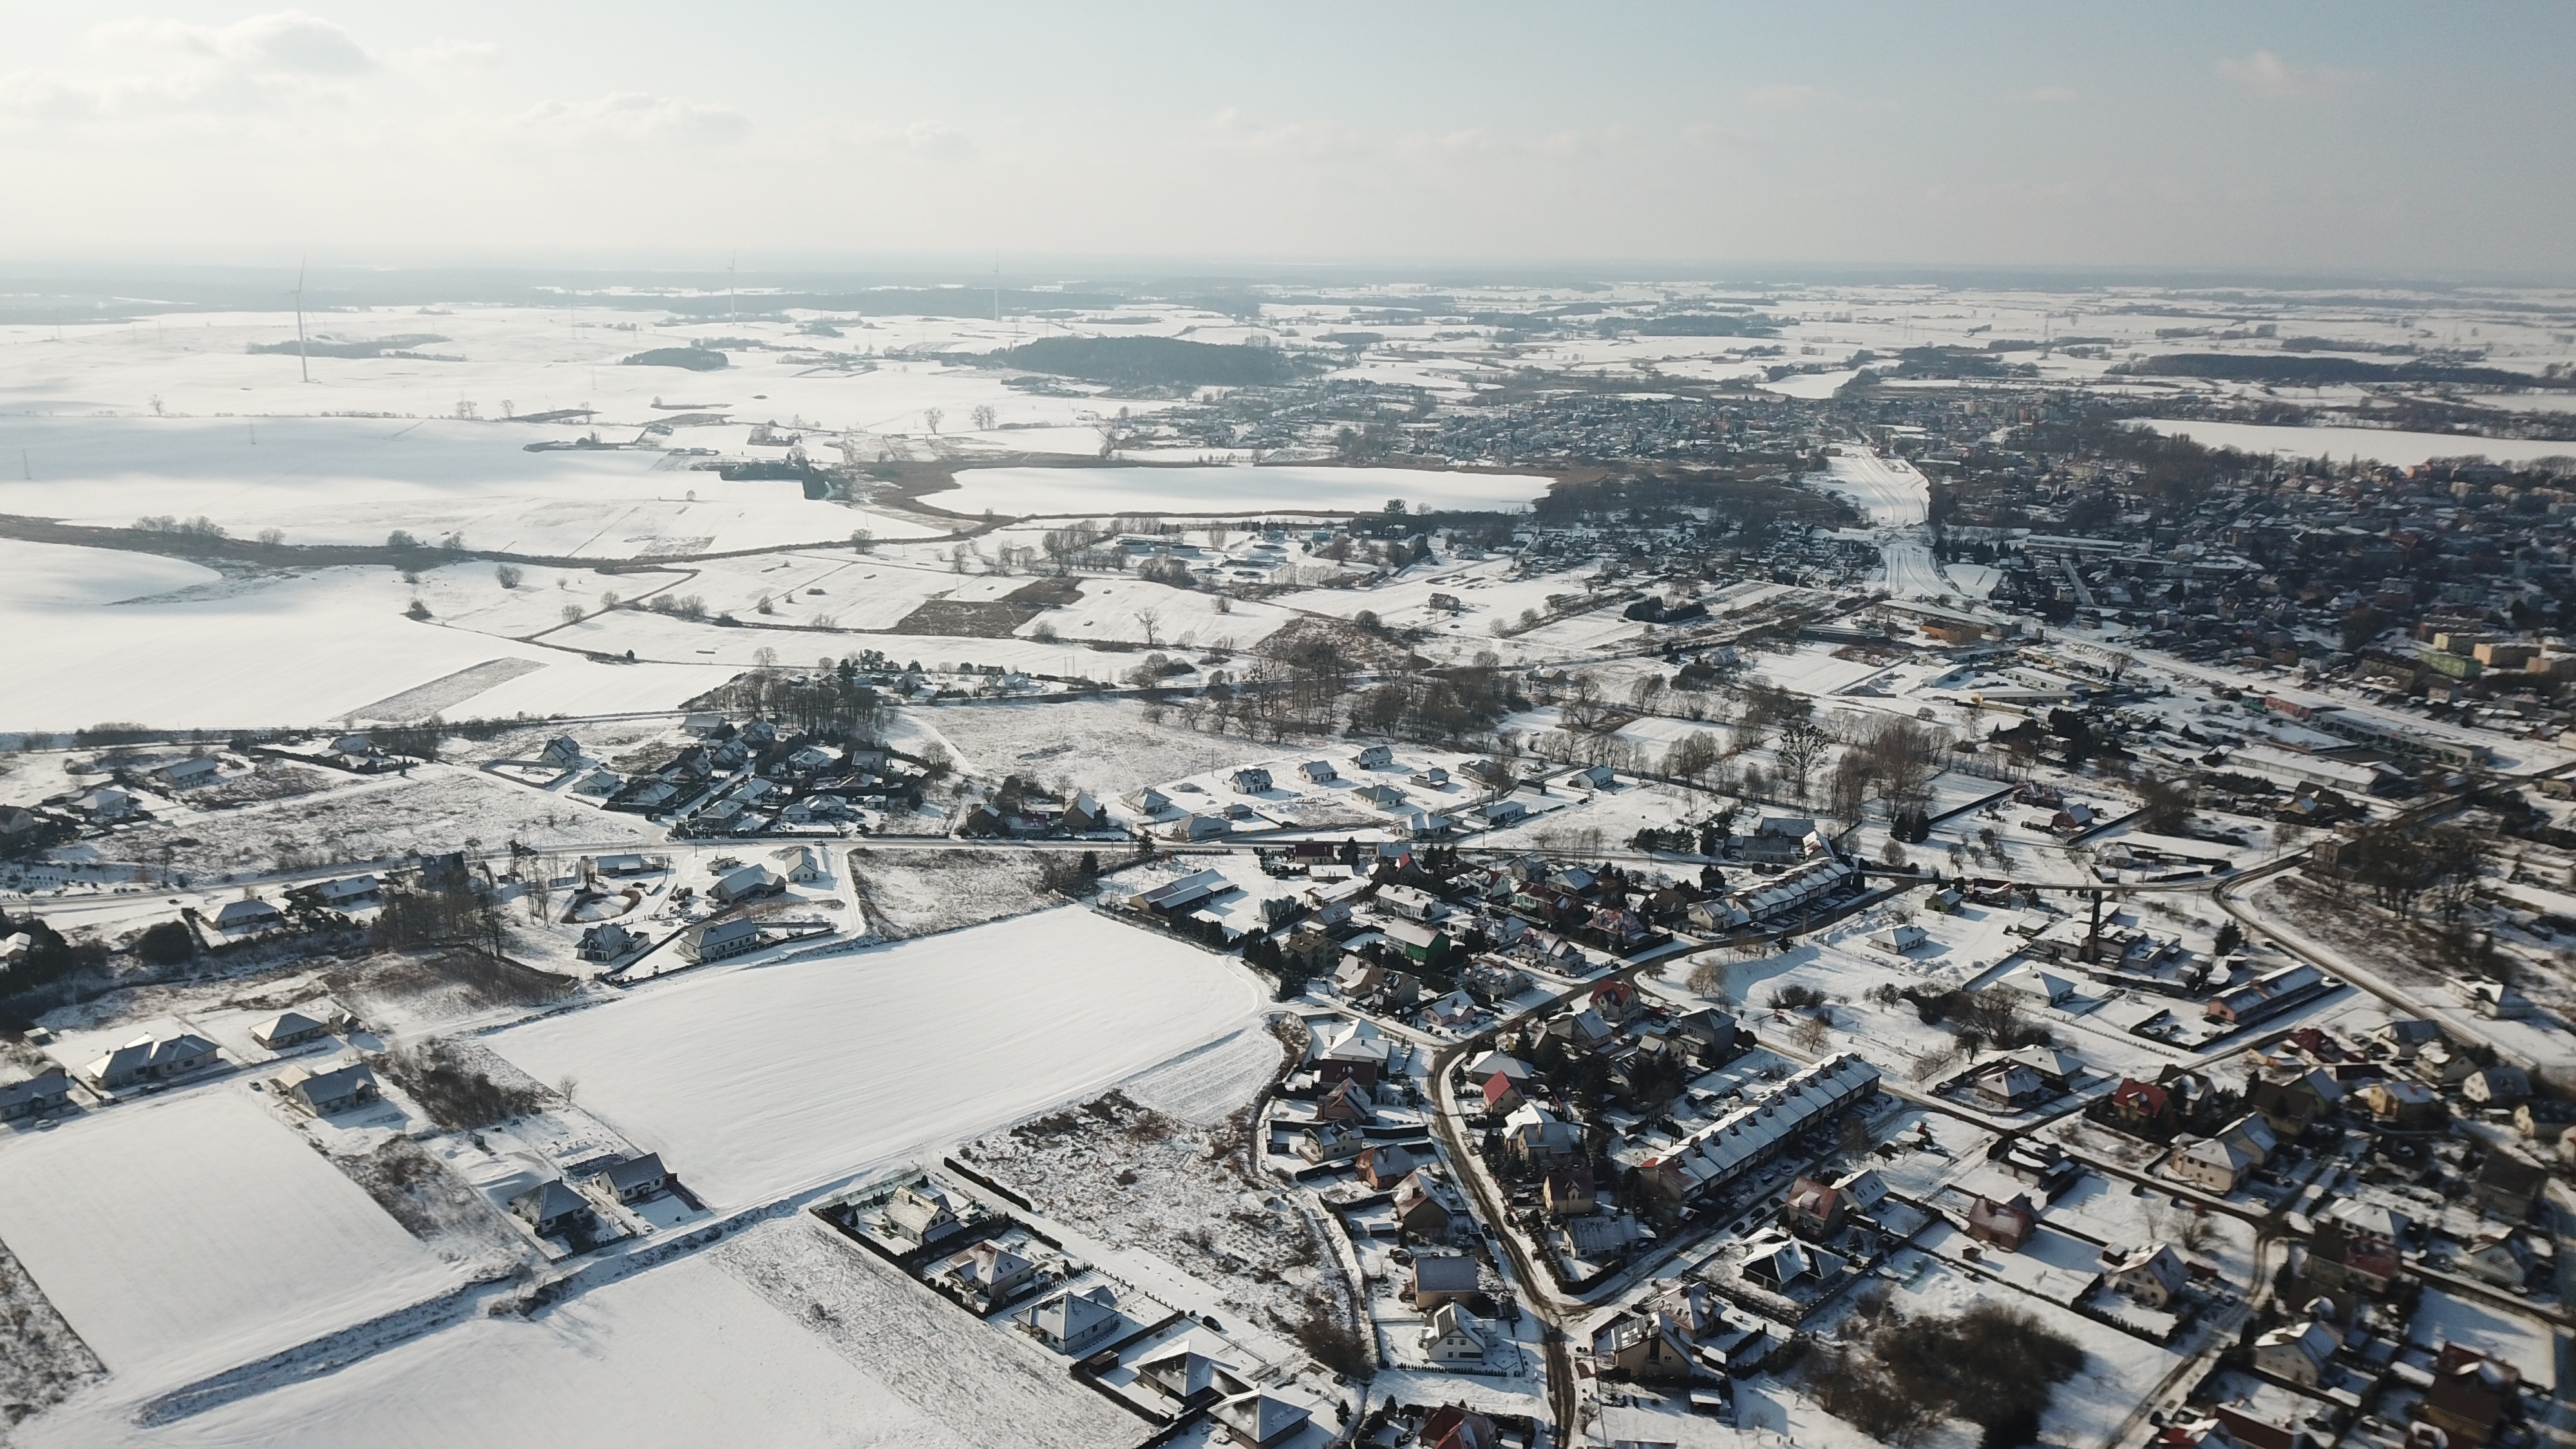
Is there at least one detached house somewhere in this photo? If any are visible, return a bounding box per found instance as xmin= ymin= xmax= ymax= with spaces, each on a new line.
xmin=587 ymin=1152 xmax=669 ymax=1204
xmin=511 ymin=1180 xmax=594 ymax=1238
xmin=1025 ymin=1285 xmax=1121 ymax=1355
xmin=0 ymin=1067 xmax=71 ymax=1121
xmin=272 ymin=1060 xmax=379 ymax=1117
xmin=1421 ymin=1302 xmax=1488 ymax=1363
xmin=251 ymin=1009 xmax=330 ymax=1050
xmin=2102 ymin=1243 xmax=2189 ymax=1307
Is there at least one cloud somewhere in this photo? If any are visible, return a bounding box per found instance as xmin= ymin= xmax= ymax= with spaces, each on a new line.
xmin=0 ymin=10 xmax=377 ymax=119
xmin=2028 ymin=85 xmax=2078 ymax=104
xmin=518 ymin=92 xmax=749 ymax=142
xmin=96 ymin=10 xmax=375 ymax=75
xmin=2216 ymin=50 xmax=2369 ymax=99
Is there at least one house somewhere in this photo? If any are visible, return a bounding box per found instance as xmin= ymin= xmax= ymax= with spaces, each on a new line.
xmin=1378 ymin=883 xmax=1444 ymax=922
xmin=78 ymin=787 xmax=134 ymax=819
xmin=588 ymin=1152 xmax=668 ymax=1204
xmin=1312 ymin=1018 xmax=1391 ymax=1085
xmin=1213 ymin=1392 xmax=1312 ymax=1449
xmin=2107 ymin=1077 xmax=2177 ymax=1133
xmin=272 ymin=1060 xmax=379 ymax=1116
xmin=1975 ymin=1062 xmax=2048 ymax=1109
xmin=314 ymin=876 xmax=383 ymax=910
xmin=1230 ymin=767 xmax=1274 ymax=795
xmin=1866 ymin=923 xmax=1928 ymax=956
xmin=1965 ymin=1193 xmax=2037 ymax=1251
xmin=1125 ymin=785 xmax=1174 ymax=817
xmin=2514 ymin=1099 xmax=2576 ymax=1142
xmin=2102 ymin=1242 xmax=2189 ymax=1306
xmin=1395 ymin=1168 xmax=1468 ymax=1238
xmin=1299 ymin=759 xmax=1338 ymax=784
xmin=81 ymin=1031 xmax=219 ymax=1090
xmin=214 ymin=897 xmax=284 ymax=933
xmin=711 ymin=864 xmax=784 ymax=904
xmin=1478 ymin=1071 xmax=1526 ymax=1117
xmin=2003 ymin=967 xmax=2077 ymax=1007
xmin=1137 ymin=1338 xmax=1251 ymax=1405
xmin=251 ymin=1009 xmax=331 ymax=1050
xmin=1590 ymin=1309 xmax=1697 ymax=1382
xmin=1025 ymin=1285 xmax=1121 ymax=1355
xmin=1357 ymin=1143 xmax=1425 ymax=1190
xmin=2304 ymin=1218 xmax=2401 ymax=1298
xmin=683 ymin=918 xmax=764 ymax=963
xmin=1168 ymin=813 xmax=1230 ymax=842
xmin=1421 ymin=1302 xmax=1488 ymax=1363
xmin=1412 ymin=1253 xmax=1481 ymax=1309
xmin=884 ymin=1183 xmax=966 ymax=1246
xmin=1381 ymin=919 xmax=1453 ymax=969
xmin=1741 ymin=1230 xmax=1846 ymax=1293
xmin=2463 ymin=1065 xmax=2530 ymax=1107
xmin=1063 ymin=792 xmax=1108 ymax=833
xmin=1361 ymin=782 xmax=1409 ymax=810
xmin=2005 ymin=1045 xmax=2083 ymax=1090
xmin=156 ymin=756 xmax=223 ymax=790
xmin=2374 ymin=1018 xmax=2442 ymax=1060
xmin=2167 ymin=1135 xmax=2255 ymax=1193
xmin=1543 ymin=1166 xmax=1597 ymax=1218
xmin=1352 ymin=744 xmax=1394 ymax=769
xmin=2219 ymin=1112 xmax=2278 ymax=1168
xmin=1314 ymin=1077 xmax=1374 ymax=1124
xmin=2422 ymin=1343 xmax=2521 ymax=1449
xmin=2251 ymin=1318 xmax=2341 ymax=1387
xmin=937 ymin=1240 xmax=1037 ymax=1307
xmin=1467 ymin=799 xmax=1527 ymax=829
xmin=2357 ymin=1079 xmax=2444 ymax=1130
xmin=2248 ymin=1077 xmax=2321 ymax=1139
xmin=1296 ymin=1123 xmax=1367 ymax=1164
xmin=1412 ymin=766 xmax=1450 ymax=788
xmin=1780 ymin=1176 xmax=1847 ymax=1239
xmin=779 ymin=845 xmax=831 ymax=886
xmin=2473 ymin=1151 xmax=2548 ymax=1220
xmin=2458 ymin=1232 xmax=2536 ymax=1289
xmin=1137 ymin=869 xmax=1236 ymax=915
xmin=1503 ymin=1103 xmax=1584 ymax=1168
xmin=512 ymin=1180 xmax=593 ymax=1238
xmin=594 ymin=853 xmax=660 ymax=878
xmin=1569 ymin=764 xmax=1616 ymax=790
xmin=578 ymin=922 xmax=641 ymax=962
xmin=0 ymin=1067 xmax=71 ymax=1121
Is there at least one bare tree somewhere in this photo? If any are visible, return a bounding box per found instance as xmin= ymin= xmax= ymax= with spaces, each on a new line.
xmin=922 ymin=407 xmax=944 ymax=433
xmin=1774 ymin=717 xmax=1830 ymax=803
xmin=1133 ymin=607 xmax=1163 ymax=649
xmin=560 ymin=604 xmax=583 ymax=627
xmin=495 ymin=564 xmax=524 ymax=589
xmin=971 ymin=404 xmax=996 ymax=431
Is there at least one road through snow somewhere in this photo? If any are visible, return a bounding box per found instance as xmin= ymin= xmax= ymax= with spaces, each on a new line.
xmin=1819 ymin=449 xmax=1947 ymax=600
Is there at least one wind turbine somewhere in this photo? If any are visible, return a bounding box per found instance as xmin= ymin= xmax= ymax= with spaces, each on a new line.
xmin=289 ymin=261 xmax=311 ymax=383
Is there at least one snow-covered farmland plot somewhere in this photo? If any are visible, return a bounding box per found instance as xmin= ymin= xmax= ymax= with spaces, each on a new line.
xmin=30 ymin=1253 xmax=967 ymax=1449
xmin=488 ymin=908 xmax=1262 ymax=1207
xmin=933 ymin=463 xmax=1546 ymax=516
xmin=0 ymin=1089 xmax=457 ymax=1392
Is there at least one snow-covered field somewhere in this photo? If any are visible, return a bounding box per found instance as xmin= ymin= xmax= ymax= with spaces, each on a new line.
xmin=0 ymin=542 xmax=734 ymax=730
xmin=0 ymin=1090 xmax=457 ymax=1392
xmin=2137 ymin=418 xmax=2576 ymax=469
xmin=26 ymin=1251 xmax=965 ymax=1449
xmin=933 ymin=463 xmax=1546 ymax=516
xmin=487 ymin=908 xmax=1263 ymax=1207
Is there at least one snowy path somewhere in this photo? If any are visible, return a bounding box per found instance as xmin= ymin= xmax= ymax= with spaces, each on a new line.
xmin=1818 ymin=448 xmax=1947 ymax=600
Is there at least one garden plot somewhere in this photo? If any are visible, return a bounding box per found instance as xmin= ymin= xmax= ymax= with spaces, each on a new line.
xmin=20 ymin=1251 xmax=965 ymax=1449
xmin=844 ymin=848 xmax=1054 ymax=938
xmin=488 ymin=908 xmax=1263 ymax=1208
xmin=933 ymin=464 xmax=1546 ymax=517
xmin=0 ymin=1088 xmax=457 ymax=1393
xmin=115 ymin=764 xmax=659 ymax=880
xmin=919 ymin=697 xmax=1289 ymax=801
xmin=957 ymin=1070 xmax=1353 ymax=1339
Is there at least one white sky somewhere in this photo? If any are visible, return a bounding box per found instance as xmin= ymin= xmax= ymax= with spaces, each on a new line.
xmin=0 ymin=2 xmax=2570 ymax=278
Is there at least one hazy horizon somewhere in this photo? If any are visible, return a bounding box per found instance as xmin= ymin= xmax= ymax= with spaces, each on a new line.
xmin=3 ymin=2 xmax=2571 ymax=280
